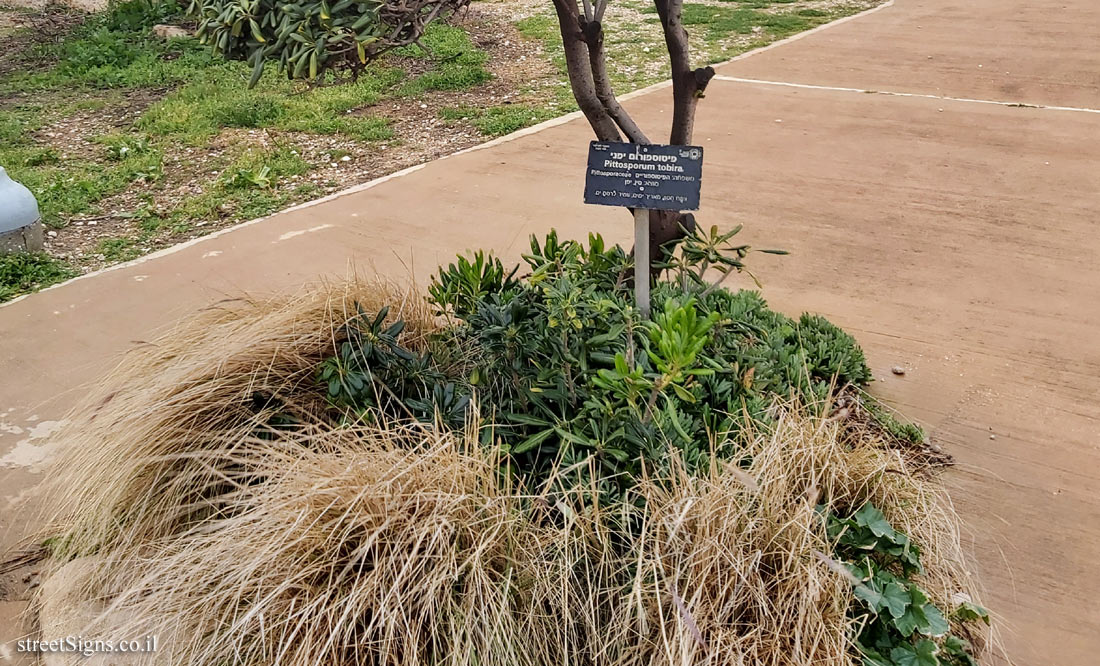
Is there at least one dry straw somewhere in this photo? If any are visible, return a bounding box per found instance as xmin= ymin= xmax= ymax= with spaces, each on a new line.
xmin=36 ymin=280 xmax=993 ymax=666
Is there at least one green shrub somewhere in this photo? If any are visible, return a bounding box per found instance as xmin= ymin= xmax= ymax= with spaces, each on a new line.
xmin=320 ymin=229 xmax=920 ymax=495
xmin=187 ymin=0 xmax=472 ymax=87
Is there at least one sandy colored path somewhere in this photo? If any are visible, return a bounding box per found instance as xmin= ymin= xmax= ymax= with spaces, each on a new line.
xmin=3 ymin=0 xmax=1099 ymax=663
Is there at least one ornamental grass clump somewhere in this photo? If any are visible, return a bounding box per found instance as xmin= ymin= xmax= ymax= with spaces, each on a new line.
xmin=36 ymin=231 xmax=994 ymax=666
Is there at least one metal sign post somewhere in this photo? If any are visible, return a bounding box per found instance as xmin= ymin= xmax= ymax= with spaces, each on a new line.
xmin=633 ymin=208 xmax=651 ymax=318
xmin=583 ymin=141 xmax=703 ymax=318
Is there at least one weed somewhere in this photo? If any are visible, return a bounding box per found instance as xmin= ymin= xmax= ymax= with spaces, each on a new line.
xmin=97 ymin=133 xmax=151 ymax=161
xmin=827 ymin=504 xmax=989 ymax=666
xmin=21 ymin=148 xmax=61 ymax=167
xmin=392 ymin=24 xmax=493 ymax=96
xmin=0 ymin=109 xmax=33 ymax=143
xmin=223 ymin=165 xmax=274 ymax=190
xmin=96 ymin=236 xmax=141 ymax=262
xmin=0 ymin=252 xmax=78 ymax=302
xmin=132 ymin=159 xmax=164 ymax=184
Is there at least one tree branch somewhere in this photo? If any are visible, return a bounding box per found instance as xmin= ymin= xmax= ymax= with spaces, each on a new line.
xmin=594 ymin=0 xmax=609 ymax=22
xmin=653 ymin=0 xmax=714 ymax=144
xmin=580 ymin=19 xmax=650 ymax=144
xmin=551 ymin=0 xmax=622 ymax=141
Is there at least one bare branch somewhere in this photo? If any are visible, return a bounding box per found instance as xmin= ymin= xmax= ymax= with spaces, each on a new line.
xmin=551 ymin=0 xmax=623 ymax=140
xmin=581 ymin=20 xmax=650 ymax=143
xmin=653 ymin=0 xmax=714 ymax=144
xmin=594 ymin=0 xmax=609 ymax=22
xmin=581 ymin=0 xmax=593 ymax=21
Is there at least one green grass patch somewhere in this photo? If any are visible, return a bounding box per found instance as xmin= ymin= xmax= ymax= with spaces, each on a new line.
xmin=0 ymin=142 xmax=164 ymax=228
xmin=515 ymin=0 xmax=877 ymax=95
xmin=651 ymin=5 xmax=812 ymax=41
xmin=720 ymin=0 xmax=799 ymax=7
xmin=439 ymin=104 xmax=560 ymax=137
xmin=3 ymin=14 xmax=227 ymax=93
xmin=84 ymin=144 xmax=313 ymax=262
xmin=395 ymin=24 xmax=492 ymax=95
xmin=6 ymin=8 xmax=481 ymax=145
xmin=0 ymin=252 xmax=78 ymax=302
xmin=163 ymin=144 xmax=312 ymax=225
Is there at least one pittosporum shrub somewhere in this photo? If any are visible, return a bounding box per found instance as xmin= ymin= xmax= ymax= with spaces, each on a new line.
xmin=318 ymin=228 xmax=918 ymax=497
xmin=187 ymin=0 xmax=471 ymax=86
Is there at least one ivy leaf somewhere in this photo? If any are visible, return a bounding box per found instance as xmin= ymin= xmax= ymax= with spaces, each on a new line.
xmin=881 ymin=582 xmax=911 ymax=619
xmin=918 ymin=602 xmax=950 ymax=637
xmin=894 ymin=607 xmax=920 ymax=637
xmin=943 ymin=635 xmax=979 ymax=666
xmin=854 ymin=503 xmax=898 ymax=539
xmin=953 ymin=601 xmax=991 ymax=626
xmin=853 ymin=582 xmax=883 ymax=610
xmin=890 ymin=639 xmax=939 ymax=666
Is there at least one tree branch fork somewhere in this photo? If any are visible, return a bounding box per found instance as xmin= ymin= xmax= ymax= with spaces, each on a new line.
xmin=550 ymin=0 xmax=716 ymax=268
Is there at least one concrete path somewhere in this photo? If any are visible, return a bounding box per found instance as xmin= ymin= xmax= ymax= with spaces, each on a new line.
xmin=3 ymin=0 xmax=1098 ymax=663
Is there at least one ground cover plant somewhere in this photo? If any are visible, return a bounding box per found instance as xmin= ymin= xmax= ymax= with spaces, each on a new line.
xmin=0 ymin=0 xmax=882 ymax=300
xmin=35 ymin=229 xmax=990 ymax=665
xmin=0 ymin=251 xmax=77 ymax=301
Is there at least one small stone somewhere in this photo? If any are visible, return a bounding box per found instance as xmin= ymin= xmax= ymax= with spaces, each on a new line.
xmin=989 ymin=434 xmax=996 ymax=440
xmin=340 ymin=155 xmax=351 ymax=162
xmin=891 ymin=366 xmax=906 ymax=376
xmin=47 ymin=230 xmax=57 ymax=237
xmin=152 ymin=24 xmax=190 ymax=40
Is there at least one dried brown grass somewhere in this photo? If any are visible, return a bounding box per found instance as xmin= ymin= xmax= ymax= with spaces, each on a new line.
xmin=37 ymin=281 xmax=992 ymax=666
xmin=42 ymin=277 xmax=439 ymax=557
